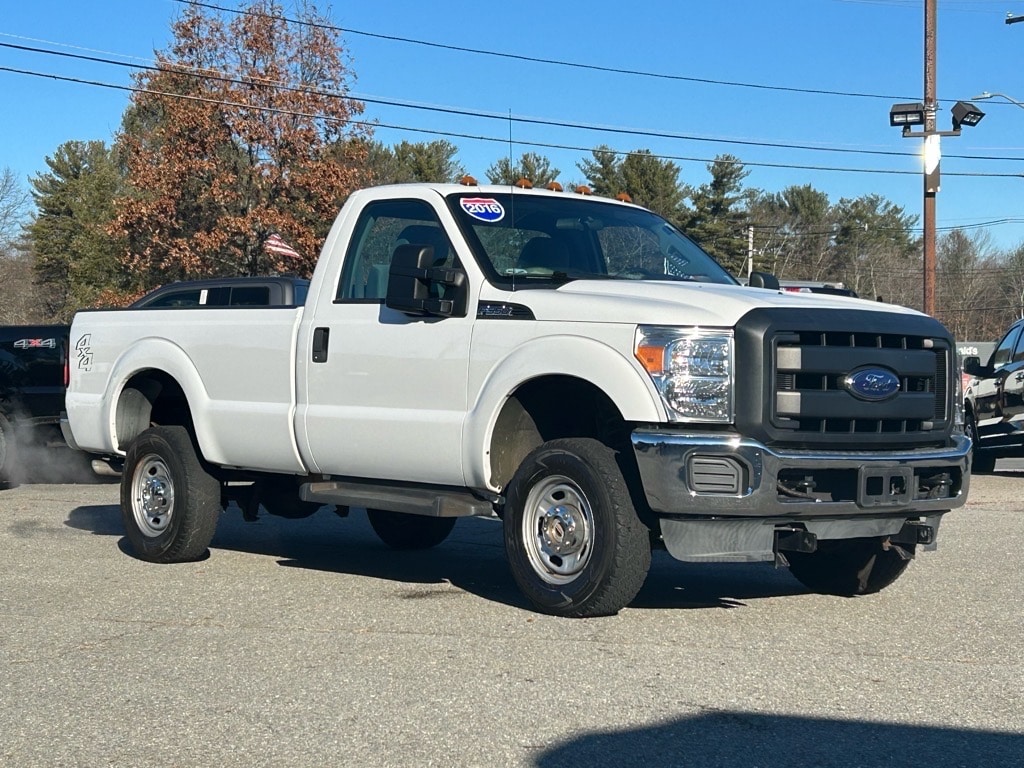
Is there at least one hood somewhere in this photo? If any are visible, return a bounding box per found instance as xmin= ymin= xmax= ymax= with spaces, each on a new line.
xmin=487 ymin=280 xmax=921 ymax=326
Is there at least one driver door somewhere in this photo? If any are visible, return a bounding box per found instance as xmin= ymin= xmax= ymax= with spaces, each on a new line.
xmin=297 ymin=195 xmax=473 ymax=486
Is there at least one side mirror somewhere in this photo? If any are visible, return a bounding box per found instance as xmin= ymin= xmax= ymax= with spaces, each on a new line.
xmin=748 ymin=271 xmax=780 ymax=290
xmin=962 ymin=356 xmax=983 ymax=376
xmin=385 ymin=244 xmax=466 ymax=317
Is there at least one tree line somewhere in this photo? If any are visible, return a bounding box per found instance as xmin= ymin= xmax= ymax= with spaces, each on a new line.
xmin=0 ymin=0 xmax=1021 ymax=343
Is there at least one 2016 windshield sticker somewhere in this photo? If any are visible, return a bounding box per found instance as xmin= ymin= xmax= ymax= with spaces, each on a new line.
xmin=460 ymin=197 xmax=505 ymax=222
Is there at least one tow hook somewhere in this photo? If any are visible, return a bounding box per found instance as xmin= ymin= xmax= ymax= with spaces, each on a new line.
xmin=893 ymin=520 xmax=936 ymax=546
xmin=773 ymin=527 xmax=817 ymax=567
xmin=882 ymin=537 xmax=914 ymax=561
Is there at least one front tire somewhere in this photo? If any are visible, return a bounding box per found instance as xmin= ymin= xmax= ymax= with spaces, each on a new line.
xmin=786 ymin=537 xmax=915 ymax=596
xmin=366 ymin=509 xmax=457 ymax=550
xmin=121 ymin=426 xmax=221 ymax=562
xmin=966 ymin=410 xmax=996 ymax=473
xmin=503 ymin=438 xmax=651 ymax=618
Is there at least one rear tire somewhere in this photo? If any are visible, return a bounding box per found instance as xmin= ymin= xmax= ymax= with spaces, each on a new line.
xmin=786 ymin=537 xmax=915 ymax=596
xmin=121 ymin=426 xmax=221 ymax=562
xmin=259 ymin=480 xmax=322 ymax=519
xmin=367 ymin=509 xmax=457 ymax=550
xmin=503 ymin=438 xmax=651 ymax=618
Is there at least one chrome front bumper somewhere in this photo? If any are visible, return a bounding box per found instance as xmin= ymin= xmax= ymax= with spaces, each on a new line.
xmin=631 ymin=429 xmax=970 ymax=563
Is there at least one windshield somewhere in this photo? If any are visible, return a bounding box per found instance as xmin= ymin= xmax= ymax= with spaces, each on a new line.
xmin=447 ymin=192 xmax=737 ymax=287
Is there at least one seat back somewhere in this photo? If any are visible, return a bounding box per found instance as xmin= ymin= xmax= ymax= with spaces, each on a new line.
xmin=518 ymin=237 xmax=571 ymax=272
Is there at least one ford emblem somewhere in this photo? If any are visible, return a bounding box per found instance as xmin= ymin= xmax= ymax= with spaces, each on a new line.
xmin=844 ymin=367 xmax=900 ymax=402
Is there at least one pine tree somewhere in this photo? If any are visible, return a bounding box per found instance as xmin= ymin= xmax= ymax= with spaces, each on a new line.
xmin=27 ymin=141 xmax=125 ymax=319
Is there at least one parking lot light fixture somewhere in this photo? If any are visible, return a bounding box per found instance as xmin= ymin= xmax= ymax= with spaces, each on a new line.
xmin=951 ymin=101 xmax=985 ymax=129
xmin=889 ymin=102 xmax=927 ymax=129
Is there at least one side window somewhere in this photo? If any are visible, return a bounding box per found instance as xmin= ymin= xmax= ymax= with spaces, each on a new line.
xmin=336 ymin=199 xmax=454 ymax=301
xmin=229 ymin=286 xmax=271 ymax=306
xmin=144 ymin=289 xmax=203 ymax=308
xmin=205 ymin=287 xmax=230 ymax=305
xmin=991 ymin=326 xmax=1021 ymax=369
xmin=1012 ymin=326 xmax=1024 ymax=363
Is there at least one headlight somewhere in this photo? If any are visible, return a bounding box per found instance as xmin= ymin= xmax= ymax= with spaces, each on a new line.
xmin=635 ymin=327 xmax=734 ymax=423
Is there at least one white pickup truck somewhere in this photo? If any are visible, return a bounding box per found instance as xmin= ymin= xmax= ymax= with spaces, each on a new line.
xmin=64 ymin=182 xmax=970 ymax=617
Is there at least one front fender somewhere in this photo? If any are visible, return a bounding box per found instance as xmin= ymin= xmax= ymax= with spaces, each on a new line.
xmin=463 ymin=334 xmax=663 ymax=491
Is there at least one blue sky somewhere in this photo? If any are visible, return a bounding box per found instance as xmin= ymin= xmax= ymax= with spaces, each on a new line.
xmin=3 ymin=0 xmax=1024 ymax=249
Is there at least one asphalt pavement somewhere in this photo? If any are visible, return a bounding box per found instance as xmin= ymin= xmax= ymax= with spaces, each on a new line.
xmin=1 ymin=468 xmax=1022 ymax=768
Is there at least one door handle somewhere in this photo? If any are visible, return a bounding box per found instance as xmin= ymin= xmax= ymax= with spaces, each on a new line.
xmin=312 ymin=327 xmax=330 ymax=363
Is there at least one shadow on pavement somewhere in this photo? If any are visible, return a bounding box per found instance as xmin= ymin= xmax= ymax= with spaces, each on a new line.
xmin=66 ymin=503 xmax=124 ymax=537
xmin=535 ymin=711 xmax=1023 ymax=768
xmin=66 ymin=503 xmax=811 ymax=614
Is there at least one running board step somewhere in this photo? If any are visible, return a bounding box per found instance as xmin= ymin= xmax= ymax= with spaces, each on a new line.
xmin=300 ymin=480 xmax=494 ymax=518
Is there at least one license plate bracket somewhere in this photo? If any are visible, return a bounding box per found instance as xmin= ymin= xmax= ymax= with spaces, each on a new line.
xmin=857 ymin=466 xmax=913 ymax=507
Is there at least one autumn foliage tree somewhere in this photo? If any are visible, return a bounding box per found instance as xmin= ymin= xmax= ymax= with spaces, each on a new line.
xmin=115 ymin=0 xmax=367 ymax=288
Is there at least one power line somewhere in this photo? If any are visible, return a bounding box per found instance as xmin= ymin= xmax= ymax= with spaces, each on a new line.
xmin=6 ymin=62 xmax=1024 ymax=182
xmin=170 ymin=0 xmax=963 ymax=105
xmin=748 ymin=217 xmax=1024 ymax=236
xmin=6 ymin=40 xmax=1024 ymax=169
xmin=0 ymin=42 xmax=948 ymax=162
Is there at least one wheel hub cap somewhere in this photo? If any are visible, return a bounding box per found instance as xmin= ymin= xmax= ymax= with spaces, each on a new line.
xmin=541 ymin=504 xmax=585 ymax=556
xmin=141 ymin=475 xmax=169 ymax=517
xmin=132 ymin=456 xmax=175 ymax=537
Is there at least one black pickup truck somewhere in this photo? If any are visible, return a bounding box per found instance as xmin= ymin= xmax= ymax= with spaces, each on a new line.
xmin=0 ymin=325 xmax=70 ymax=482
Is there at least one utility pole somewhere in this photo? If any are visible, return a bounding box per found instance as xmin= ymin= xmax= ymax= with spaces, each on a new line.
xmin=887 ymin=3 xmax=984 ymax=318
xmin=923 ymin=0 xmax=938 ymax=317
xmin=747 ymin=224 xmax=754 ymax=278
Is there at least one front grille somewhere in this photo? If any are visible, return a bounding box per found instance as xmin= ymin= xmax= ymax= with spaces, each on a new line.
xmin=734 ymin=308 xmax=955 ymax=449
xmin=774 ymin=330 xmax=947 ymax=439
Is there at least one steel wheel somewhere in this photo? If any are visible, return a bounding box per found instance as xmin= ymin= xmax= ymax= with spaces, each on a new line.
xmin=521 ymin=475 xmax=594 ymax=584
xmin=130 ymin=454 xmax=176 ymax=537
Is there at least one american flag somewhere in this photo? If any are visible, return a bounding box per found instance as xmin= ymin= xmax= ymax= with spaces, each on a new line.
xmin=263 ymin=233 xmax=301 ymax=260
